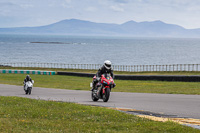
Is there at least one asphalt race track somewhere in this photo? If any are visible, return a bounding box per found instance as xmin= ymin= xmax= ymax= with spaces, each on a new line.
xmin=0 ymin=84 xmax=200 ymax=119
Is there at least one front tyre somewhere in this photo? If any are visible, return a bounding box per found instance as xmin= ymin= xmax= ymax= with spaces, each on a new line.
xmin=103 ymin=88 xmax=110 ymax=102
xmin=28 ymin=87 xmax=32 ymax=95
xmin=25 ymin=90 xmax=28 ymax=95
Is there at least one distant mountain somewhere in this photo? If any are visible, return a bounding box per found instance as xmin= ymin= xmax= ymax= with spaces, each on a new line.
xmin=0 ymin=19 xmax=200 ymax=38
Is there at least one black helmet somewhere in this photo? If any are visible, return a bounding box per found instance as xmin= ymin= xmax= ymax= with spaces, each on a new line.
xmin=26 ymin=75 xmax=30 ymax=80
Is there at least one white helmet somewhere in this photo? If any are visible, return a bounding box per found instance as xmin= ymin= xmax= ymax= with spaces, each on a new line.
xmin=104 ymin=60 xmax=111 ymax=70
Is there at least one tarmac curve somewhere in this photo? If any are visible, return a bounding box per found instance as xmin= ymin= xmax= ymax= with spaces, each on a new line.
xmin=0 ymin=84 xmax=200 ymax=120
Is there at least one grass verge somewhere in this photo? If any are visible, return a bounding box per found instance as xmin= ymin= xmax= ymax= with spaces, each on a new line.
xmin=0 ymin=73 xmax=200 ymax=95
xmin=0 ymin=96 xmax=199 ymax=133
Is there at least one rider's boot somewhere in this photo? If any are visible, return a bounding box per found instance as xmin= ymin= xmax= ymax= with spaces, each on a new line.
xmin=90 ymin=82 xmax=96 ymax=91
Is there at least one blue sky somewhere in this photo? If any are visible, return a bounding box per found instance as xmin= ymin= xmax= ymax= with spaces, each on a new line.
xmin=0 ymin=0 xmax=200 ymax=29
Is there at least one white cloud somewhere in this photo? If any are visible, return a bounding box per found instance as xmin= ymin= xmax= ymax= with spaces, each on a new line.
xmin=20 ymin=4 xmax=34 ymax=8
xmin=65 ymin=0 xmax=71 ymax=3
xmin=1 ymin=0 xmax=200 ymax=28
xmin=61 ymin=0 xmax=72 ymax=8
xmin=110 ymin=0 xmax=129 ymax=3
xmin=110 ymin=5 xmax=124 ymax=12
xmin=0 ymin=2 xmax=20 ymax=16
xmin=85 ymin=7 xmax=97 ymax=12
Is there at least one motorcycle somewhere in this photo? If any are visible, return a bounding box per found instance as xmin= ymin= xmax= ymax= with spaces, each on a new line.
xmin=24 ymin=80 xmax=34 ymax=95
xmin=91 ymin=73 xmax=115 ymax=102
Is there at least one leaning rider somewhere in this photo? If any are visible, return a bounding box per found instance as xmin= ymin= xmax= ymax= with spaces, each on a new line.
xmin=92 ymin=60 xmax=115 ymax=90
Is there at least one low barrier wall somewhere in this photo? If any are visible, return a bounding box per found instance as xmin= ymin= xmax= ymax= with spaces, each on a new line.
xmin=114 ymin=75 xmax=200 ymax=82
xmin=57 ymin=71 xmax=200 ymax=82
xmin=57 ymin=72 xmax=94 ymax=77
xmin=0 ymin=69 xmax=56 ymax=75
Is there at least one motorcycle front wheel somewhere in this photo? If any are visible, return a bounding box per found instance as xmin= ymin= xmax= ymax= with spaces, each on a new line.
xmin=103 ymin=88 xmax=110 ymax=102
xmin=25 ymin=90 xmax=28 ymax=95
xmin=27 ymin=87 xmax=32 ymax=95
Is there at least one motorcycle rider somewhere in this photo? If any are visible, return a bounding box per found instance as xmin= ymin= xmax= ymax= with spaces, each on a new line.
xmin=91 ymin=60 xmax=115 ymax=90
xmin=23 ymin=75 xmax=32 ymax=88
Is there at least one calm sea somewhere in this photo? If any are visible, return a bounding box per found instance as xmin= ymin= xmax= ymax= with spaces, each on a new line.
xmin=0 ymin=34 xmax=200 ymax=65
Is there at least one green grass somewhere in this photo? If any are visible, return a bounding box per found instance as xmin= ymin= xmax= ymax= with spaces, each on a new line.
xmin=1 ymin=66 xmax=200 ymax=75
xmin=1 ymin=73 xmax=200 ymax=95
xmin=0 ymin=96 xmax=199 ymax=133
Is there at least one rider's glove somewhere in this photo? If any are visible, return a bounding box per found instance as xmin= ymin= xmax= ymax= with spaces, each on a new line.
xmin=96 ymin=77 xmax=100 ymax=81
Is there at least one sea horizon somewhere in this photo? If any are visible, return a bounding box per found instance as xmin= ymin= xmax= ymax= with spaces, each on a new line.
xmin=1 ymin=34 xmax=200 ymax=66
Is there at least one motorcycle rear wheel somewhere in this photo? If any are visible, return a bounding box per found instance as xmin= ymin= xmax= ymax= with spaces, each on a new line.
xmin=103 ymin=88 xmax=110 ymax=102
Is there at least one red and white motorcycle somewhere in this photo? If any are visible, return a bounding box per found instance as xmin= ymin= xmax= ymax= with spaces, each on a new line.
xmin=91 ymin=73 xmax=115 ymax=102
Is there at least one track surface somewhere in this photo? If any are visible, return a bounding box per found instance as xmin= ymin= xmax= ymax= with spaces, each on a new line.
xmin=0 ymin=84 xmax=200 ymax=119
